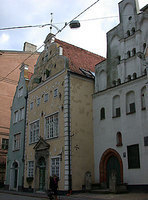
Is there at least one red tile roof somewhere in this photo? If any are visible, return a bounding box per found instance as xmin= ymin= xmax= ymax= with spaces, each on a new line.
xmin=55 ymin=39 xmax=105 ymax=77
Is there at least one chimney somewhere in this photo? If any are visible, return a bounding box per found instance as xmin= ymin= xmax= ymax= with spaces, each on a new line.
xmin=23 ymin=42 xmax=37 ymax=52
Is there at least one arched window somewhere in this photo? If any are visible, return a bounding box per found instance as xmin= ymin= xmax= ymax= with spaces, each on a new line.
xmin=112 ymin=80 xmax=116 ymax=86
xmin=127 ymin=51 xmax=131 ymax=58
xmin=133 ymin=73 xmax=137 ymax=79
xmin=117 ymin=79 xmax=121 ymax=85
xmin=127 ymin=30 xmax=130 ymax=37
xmin=131 ymin=27 xmax=135 ymax=34
xmin=126 ymin=91 xmax=136 ymax=114
xmin=116 ymin=132 xmax=122 ymax=146
xmin=113 ymin=95 xmax=120 ymax=117
xmin=141 ymin=86 xmax=146 ymax=110
xmin=100 ymin=107 xmax=105 ymax=120
xmin=127 ymin=75 xmax=131 ymax=81
xmin=132 ymin=48 xmax=136 ymax=56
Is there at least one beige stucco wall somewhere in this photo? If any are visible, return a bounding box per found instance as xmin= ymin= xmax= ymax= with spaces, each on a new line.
xmin=24 ymin=71 xmax=67 ymax=190
xmin=70 ymin=74 xmax=95 ymax=190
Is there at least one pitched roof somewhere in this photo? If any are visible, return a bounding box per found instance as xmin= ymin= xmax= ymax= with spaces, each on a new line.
xmin=55 ymin=38 xmax=105 ymax=77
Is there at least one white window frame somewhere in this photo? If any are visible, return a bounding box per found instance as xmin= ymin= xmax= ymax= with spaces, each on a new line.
xmin=50 ymin=156 xmax=60 ymax=178
xmin=14 ymin=110 xmax=19 ymax=123
xmin=19 ymin=107 xmax=25 ymax=121
xmin=45 ymin=113 xmax=59 ymax=139
xmin=13 ymin=133 xmax=21 ymax=151
xmin=36 ymin=97 xmax=41 ymax=106
xmin=44 ymin=93 xmax=49 ymax=102
xmin=54 ymin=88 xmax=58 ymax=98
xmin=30 ymin=102 xmax=34 ymax=110
xmin=29 ymin=120 xmax=39 ymax=144
xmin=18 ymin=86 xmax=23 ymax=98
xmin=28 ymin=161 xmax=34 ymax=177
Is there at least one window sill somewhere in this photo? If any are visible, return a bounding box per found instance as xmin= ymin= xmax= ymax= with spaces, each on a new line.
xmin=126 ymin=111 xmax=136 ymax=115
xmin=141 ymin=107 xmax=146 ymax=111
xmin=112 ymin=115 xmax=121 ymax=118
xmin=13 ymin=149 xmax=20 ymax=152
xmin=45 ymin=136 xmax=58 ymax=140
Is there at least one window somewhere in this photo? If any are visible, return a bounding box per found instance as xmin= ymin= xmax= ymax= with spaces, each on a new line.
xmin=30 ymin=102 xmax=34 ymax=110
xmin=144 ymin=137 xmax=148 ymax=146
xmin=127 ymin=144 xmax=140 ymax=169
xmin=51 ymin=157 xmax=60 ymax=178
xmin=2 ymin=138 xmax=9 ymax=150
xmin=126 ymin=91 xmax=136 ymax=114
xmin=116 ymin=132 xmax=122 ymax=146
xmin=127 ymin=75 xmax=131 ymax=81
xmin=133 ymin=73 xmax=137 ymax=79
xmin=132 ymin=48 xmax=136 ymax=56
xmin=36 ymin=97 xmax=41 ymax=106
xmin=131 ymin=27 xmax=135 ymax=34
xmin=29 ymin=120 xmax=39 ymax=144
xmin=18 ymin=87 xmax=23 ymax=97
xmin=113 ymin=95 xmax=120 ymax=118
xmin=14 ymin=110 xmax=19 ymax=123
xmin=28 ymin=161 xmax=34 ymax=177
xmin=44 ymin=93 xmax=49 ymax=102
xmin=54 ymin=89 xmax=58 ymax=97
xmin=13 ymin=133 xmax=21 ymax=150
xmin=141 ymin=87 xmax=146 ymax=110
xmin=45 ymin=113 xmax=58 ymax=139
xmin=46 ymin=69 xmax=50 ymax=78
xmin=100 ymin=107 xmax=105 ymax=120
xmin=127 ymin=51 xmax=131 ymax=58
xmin=19 ymin=107 xmax=25 ymax=121
xmin=127 ymin=30 xmax=130 ymax=37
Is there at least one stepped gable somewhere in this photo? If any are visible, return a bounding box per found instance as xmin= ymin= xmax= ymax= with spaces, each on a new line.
xmin=55 ymin=38 xmax=105 ymax=76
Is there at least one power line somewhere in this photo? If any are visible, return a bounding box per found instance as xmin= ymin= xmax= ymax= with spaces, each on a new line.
xmin=0 ymin=0 xmax=100 ymax=82
xmin=0 ymin=76 xmax=18 ymax=85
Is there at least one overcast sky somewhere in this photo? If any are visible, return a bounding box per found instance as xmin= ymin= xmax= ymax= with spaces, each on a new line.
xmin=0 ymin=0 xmax=146 ymax=57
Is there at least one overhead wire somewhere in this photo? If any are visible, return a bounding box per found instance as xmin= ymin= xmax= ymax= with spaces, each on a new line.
xmin=0 ymin=0 xmax=100 ymax=82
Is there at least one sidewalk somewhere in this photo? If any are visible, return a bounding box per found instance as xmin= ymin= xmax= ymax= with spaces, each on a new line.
xmin=0 ymin=189 xmax=148 ymax=200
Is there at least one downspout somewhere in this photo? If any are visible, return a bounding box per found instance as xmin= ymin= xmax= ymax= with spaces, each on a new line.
xmin=67 ymin=70 xmax=72 ymax=193
xmin=23 ymin=92 xmax=28 ymax=189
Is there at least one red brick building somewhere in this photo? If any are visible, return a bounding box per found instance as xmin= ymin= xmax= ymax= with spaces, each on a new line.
xmin=0 ymin=42 xmax=39 ymax=186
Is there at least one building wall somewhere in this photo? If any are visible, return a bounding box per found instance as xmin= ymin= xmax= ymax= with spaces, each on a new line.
xmin=5 ymin=67 xmax=29 ymax=190
xmin=24 ymin=71 xmax=66 ymax=190
xmin=70 ymin=74 xmax=94 ymax=190
xmin=0 ymin=48 xmax=39 ymax=186
xmin=93 ymin=0 xmax=148 ymax=187
xmin=93 ymin=77 xmax=148 ymax=184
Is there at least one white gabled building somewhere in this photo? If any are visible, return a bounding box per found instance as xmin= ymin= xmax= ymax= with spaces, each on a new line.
xmin=93 ymin=0 xmax=148 ymax=190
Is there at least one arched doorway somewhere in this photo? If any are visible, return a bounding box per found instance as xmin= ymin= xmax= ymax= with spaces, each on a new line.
xmin=38 ymin=157 xmax=46 ymax=191
xmin=99 ymin=149 xmax=123 ymax=188
xmin=10 ymin=161 xmax=19 ymax=190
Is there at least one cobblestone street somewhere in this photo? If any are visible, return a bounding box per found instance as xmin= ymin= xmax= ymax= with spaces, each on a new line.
xmin=0 ymin=190 xmax=148 ymax=200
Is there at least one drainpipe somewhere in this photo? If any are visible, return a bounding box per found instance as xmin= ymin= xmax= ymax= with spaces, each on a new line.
xmin=67 ymin=70 xmax=72 ymax=193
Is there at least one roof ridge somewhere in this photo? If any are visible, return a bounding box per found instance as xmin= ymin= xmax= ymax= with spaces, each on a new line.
xmin=55 ymin=38 xmax=105 ymax=59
